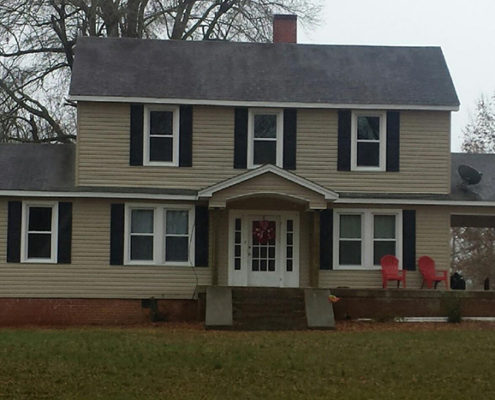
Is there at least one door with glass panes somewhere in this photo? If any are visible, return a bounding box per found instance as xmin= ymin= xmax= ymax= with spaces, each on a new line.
xmin=229 ymin=212 xmax=299 ymax=287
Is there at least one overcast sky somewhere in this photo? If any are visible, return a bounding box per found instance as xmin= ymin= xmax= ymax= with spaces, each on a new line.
xmin=298 ymin=0 xmax=495 ymax=151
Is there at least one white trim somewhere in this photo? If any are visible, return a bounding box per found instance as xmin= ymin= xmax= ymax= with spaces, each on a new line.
xmin=247 ymin=108 xmax=283 ymax=169
xmin=333 ymin=208 xmax=402 ymax=270
xmin=143 ymin=105 xmax=179 ymax=166
xmin=335 ymin=197 xmax=495 ymax=207
xmin=21 ymin=201 xmax=58 ymax=264
xmin=351 ymin=111 xmax=387 ymax=171
xmin=3 ymin=190 xmax=495 ymax=208
xmin=198 ymin=164 xmax=338 ymax=200
xmin=124 ymin=203 xmax=195 ymax=267
xmin=69 ymin=95 xmax=460 ymax=112
xmin=0 ymin=190 xmax=196 ymax=201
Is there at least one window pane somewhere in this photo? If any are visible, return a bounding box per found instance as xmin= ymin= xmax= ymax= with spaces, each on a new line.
xmin=130 ymin=236 xmax=154 ymax=261
xmin=357 ymin=142 xmax=380 ymax=167
xmin=166 ymin=210 xmax=188 ymax=234
xmin=166 ymin=237 xmax=188 ymax=261
xmin=131 ymin=209 xmax=153 ymax=234
xmin=254 ymin=141 xmax=276 ymax=165
xmin=340 ymin=215 xmax=361 ymax=239
xmin=150 ymin=137 xmax=173 ymax=162
xmin=357 ymin=116 xmax=380 ymax=140
xmin=28 ymin=207 xmax=52 ymax=231
xmin=374 ymin=241 xmax=396 ymax=265
xmin=150 ymin=111 xmax=173 ymax=135
xmin=254 ymin=114 xmax=277 ymax=138
xmin=374 ymin=215 xmax=396 ymax=239
xmin=28 ymin=233 xmax=51 ymax=258
xmin=339 ymin=241 xmax=361 ymax=265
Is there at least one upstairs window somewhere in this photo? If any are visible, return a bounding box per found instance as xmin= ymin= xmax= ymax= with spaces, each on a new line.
xmin=351 ymin=111 xmax=386 ymax=171
xmin=143 ymin=105 xmax=179 ymax=166
xmin=247 ymin=109 xmax=283 ymax=168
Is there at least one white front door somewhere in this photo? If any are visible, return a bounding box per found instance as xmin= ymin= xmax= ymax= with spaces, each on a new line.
xmin=248 ymin=216 xmax=280 ymax=286
xmin=229 ymin=211 xmax=299 ymax=287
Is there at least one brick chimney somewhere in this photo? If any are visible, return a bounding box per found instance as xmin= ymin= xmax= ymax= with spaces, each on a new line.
xmin=273 ymin=14 xmax=297 ymax=43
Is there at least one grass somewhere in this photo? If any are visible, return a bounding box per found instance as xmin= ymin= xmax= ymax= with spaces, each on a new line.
xmin=0 ymin=323 xmax=494 ymax=399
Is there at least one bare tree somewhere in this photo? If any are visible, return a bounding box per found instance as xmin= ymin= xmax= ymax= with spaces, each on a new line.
xmin=0 ymin=0 xmax=321 ymax=143
xmin=451 ymin=93 xmax=495 ymax=289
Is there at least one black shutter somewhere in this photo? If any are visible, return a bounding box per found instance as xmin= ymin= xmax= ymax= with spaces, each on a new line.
xmin=319 ymin=209 xmax=333 ymax=270
xmin=194 ymin=206 xmax=209 ymax=267
xmin=110 ymin=204 xmax=125 ymax=265
xmin=337 ymin=110 xmax=351 ymax=171
xmin=195 ymin=206 xmax=209 ymax=267
xmin=179 ymin=105 xmax=193 ymax=167
xmin=234 ymin=108 xmax=248 ymax=169
xmin=57 ymin=202 xmax=72 ymax=264
xmin=403 ymin=210 xmax=416 ymax=270
xmin=130 ymin=104 xmax=144 ymax=166
xmin=283 ymin=108 xmax=297 ymax=170
xmin=7 ymin=201 xmax=21 ymax=263
xmin=386 ymin=111 xmax=400 ymax=172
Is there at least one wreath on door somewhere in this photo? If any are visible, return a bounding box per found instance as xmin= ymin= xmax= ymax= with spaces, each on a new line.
xmin=253 ymin=220 xmax=275 ymax=244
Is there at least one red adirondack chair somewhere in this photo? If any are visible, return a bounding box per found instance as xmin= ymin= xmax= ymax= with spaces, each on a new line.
xmin=380 ymin=255 xmax=406 ymax=289
xmin=418 ymin=256 xmax=448 ymax=289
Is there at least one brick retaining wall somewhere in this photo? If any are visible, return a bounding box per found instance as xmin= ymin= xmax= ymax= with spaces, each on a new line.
xmin=331 ymin=289 xmax=495 ymax=320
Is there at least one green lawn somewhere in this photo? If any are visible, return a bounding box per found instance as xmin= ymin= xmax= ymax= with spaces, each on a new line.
xmin=0 ymin=323 xmax=493 ymax=399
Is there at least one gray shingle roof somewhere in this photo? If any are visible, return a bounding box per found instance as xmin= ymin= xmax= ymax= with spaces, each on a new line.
xmin=0 ymin=144 xmax=195 ymax=196
xmin=0 ymin=144 xmax=75 ymax=191
xmin=451 ymin=153 xmax=495 ymax=201
xmin=69 ymin=37 xmax=459 ymax=108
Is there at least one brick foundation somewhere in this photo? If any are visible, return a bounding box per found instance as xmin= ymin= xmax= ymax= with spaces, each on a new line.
xmin=0 ymin=298 xmax=203 ymax=327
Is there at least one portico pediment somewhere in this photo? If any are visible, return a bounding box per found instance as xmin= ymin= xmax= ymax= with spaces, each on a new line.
xmin=198 ymin=165 xmax=338 ymax=209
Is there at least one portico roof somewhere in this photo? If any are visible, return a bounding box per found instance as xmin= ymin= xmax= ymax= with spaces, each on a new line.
xmin=198 ymin=165 xmax=338 ymax=209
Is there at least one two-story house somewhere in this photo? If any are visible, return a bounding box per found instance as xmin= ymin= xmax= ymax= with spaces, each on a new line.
xmin=4 ymin=15 xmax=489 ymax=324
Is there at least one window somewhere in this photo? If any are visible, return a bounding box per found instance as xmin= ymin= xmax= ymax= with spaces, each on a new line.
xmin=373 ymin=215 xmax=396 ymax=265
xmin=351 ymin=111 xmax=386 ymax=171
xmin=248 ymin=109 xmax=283 ymax=168
xmin=130 ymin=209 xmax=154 ymax=261
xmin=334 ymin=209 xmax=401 ymax=269
xmin=125 ymin=205 xmax=193 ymax=265
xmin=338 ymin=214 xmax=362 ymax=266
xmin=21 ymin=203 xmax=58 ymax=263
xmin=143 ymin=105 xmax=179 ymax=166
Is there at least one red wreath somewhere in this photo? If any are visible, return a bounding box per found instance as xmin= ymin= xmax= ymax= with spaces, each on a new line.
xmin=253 ymin=221 xmax=276 ymax=244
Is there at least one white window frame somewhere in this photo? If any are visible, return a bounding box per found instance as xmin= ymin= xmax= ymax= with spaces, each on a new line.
xmin=143 ymin=105 xmax=180 ymax=167
xmin=21 ymin=202 xmax=58 ymax=263
xmin=124 ymin=203 xmax=194 ymax=266
xmin=350 ymin=110 xmax=387 ymax=171
xmin=247 ymin=108 xmax=284 ymax=169
xmin=333 ymin=209 xmax=402 ymax=270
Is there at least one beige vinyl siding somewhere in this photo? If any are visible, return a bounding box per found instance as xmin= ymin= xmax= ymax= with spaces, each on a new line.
xmin=319 ymin=205 xmax=451 ymax=289
xmin=77 ymin=102 xmax=236 ymax=189
xmin=0 ymin=198 xmax=211 ymax=299
xmin=297 ymin=109 xmax=451 ymax=193
xmin=77 ymin=103 xmax=451 ymax=194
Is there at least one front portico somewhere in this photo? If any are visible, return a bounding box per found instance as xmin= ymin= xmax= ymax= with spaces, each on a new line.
xmin=199 ymin=165 xmax=337 ymax=288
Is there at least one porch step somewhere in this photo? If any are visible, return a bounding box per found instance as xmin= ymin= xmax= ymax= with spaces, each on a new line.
xmin=232 ymin=287 xmax=307 ymax=330
xmin=203 ymin=287 xmax=336 ymax=330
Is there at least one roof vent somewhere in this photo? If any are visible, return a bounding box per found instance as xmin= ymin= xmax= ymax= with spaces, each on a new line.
xmin=458 ymin=164 xmax=483 ymax=186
